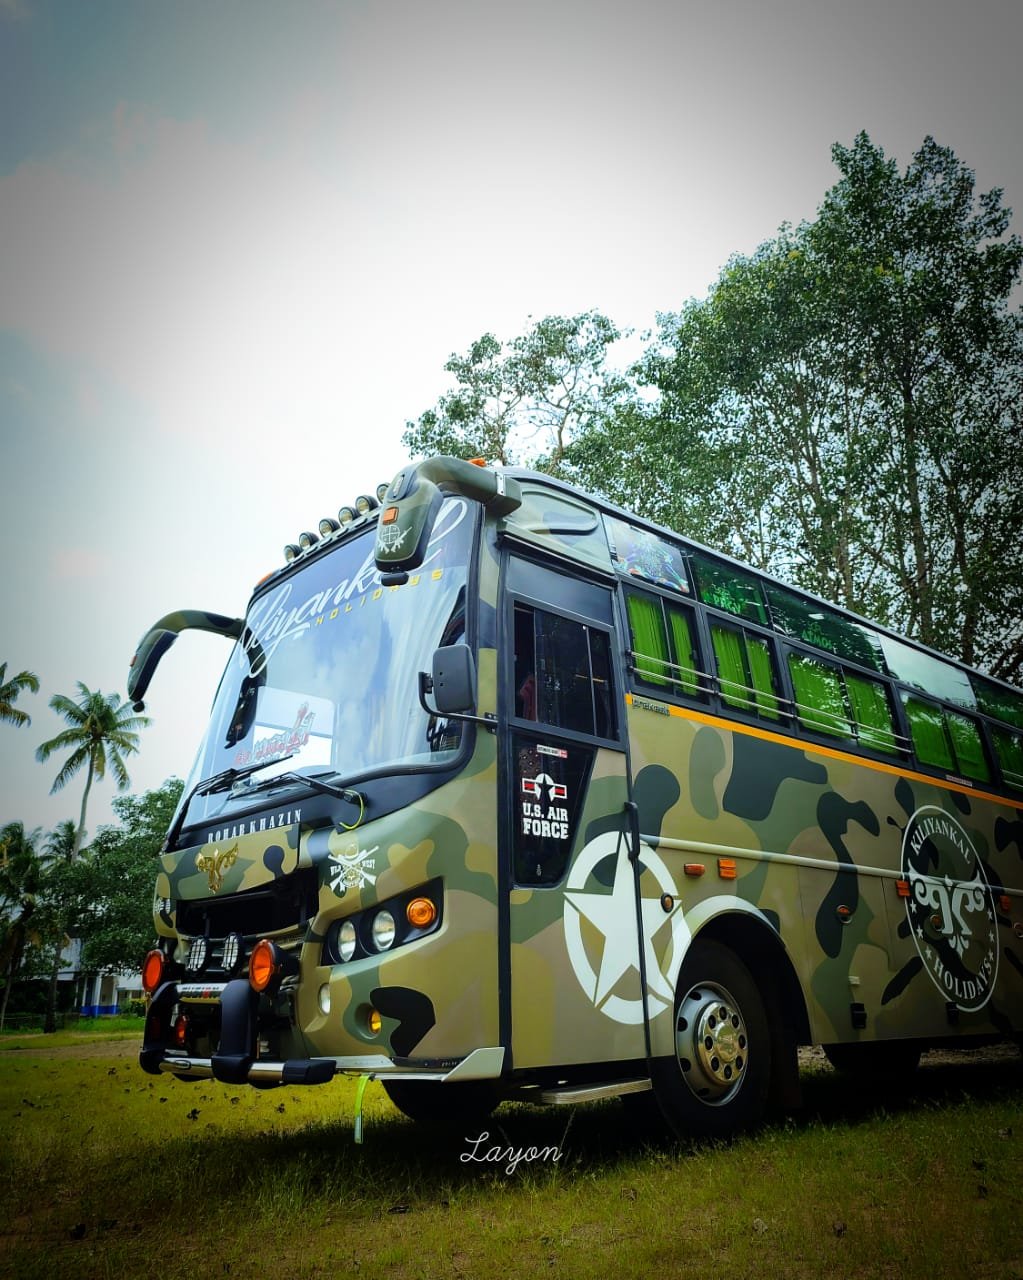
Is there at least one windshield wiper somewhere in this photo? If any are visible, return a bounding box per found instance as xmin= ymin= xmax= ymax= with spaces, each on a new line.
xmin=162 ymin=754 xmax=298 ymax=852
xmin=243 ymin=768 xmax=367 ymax=808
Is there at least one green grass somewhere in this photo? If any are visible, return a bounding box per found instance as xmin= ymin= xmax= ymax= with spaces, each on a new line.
xmin=0 ymin=1039 xmax=1020 ymax=1280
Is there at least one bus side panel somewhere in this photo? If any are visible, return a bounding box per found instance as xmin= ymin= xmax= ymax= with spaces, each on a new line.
xmin=624 ymin=697 xmax=1023 ymax=1048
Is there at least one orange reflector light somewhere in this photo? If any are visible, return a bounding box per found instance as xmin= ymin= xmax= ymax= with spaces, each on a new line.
xmin=836 ymin=904 xmax=852 ymax=921
xmin=174 ymin=1014 xmax=188 ymax=1048
xmin=683 ymin=863 xmax=706 ymax=878
xmin=249 ymin=939 xmax=279 ymax=993
xmin=367 ymin=1008 xmax=382 ymax=1035
xmin=896 ymin=879 xmax=912 ymax=898
xmin=141 ymin=949 xmax=165 ymax=994
xmin=999 ymin=894 xmax=1012 ymax=913
xmin=718 ymin=858 xmax=738 ymax=880
xmin=382 ymin=506 xmax=399 ymax=525
xmin=406 ymin=897 xmax=437 ymax=929
xmin=468 ymin=458 xmax=487 ymax=467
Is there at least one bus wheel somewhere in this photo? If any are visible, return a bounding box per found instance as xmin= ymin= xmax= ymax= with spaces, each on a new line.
xmin=822 ymin=1041 xmax=921 ymax=1079
xmin=651 ymin=939 xmax=771 ymax=1140
xmin=382 ymin=1079 xmax=497 ymax=1131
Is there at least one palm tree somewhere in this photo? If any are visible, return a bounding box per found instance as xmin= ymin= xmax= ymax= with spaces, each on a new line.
xmin=36 ymin=684 xmax=150 ymax=859
xmin=0 ymin=662 xmax=40 ymax=728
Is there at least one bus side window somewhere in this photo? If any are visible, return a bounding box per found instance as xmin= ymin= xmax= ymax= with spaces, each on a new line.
xmin=513 ymin=603 xmax=616 ymax=740
xmin=991 ymin=725 xmax=1023 ymax=790
xmin=625 ymin=591 xmax=703 ymax=699
xmin=788 ymin=652 xmax=850 ymax=738
xmin=709 ymin=622 xmax=781 ymax=720
xmin=903 ymin=694 xmax=990 ymax=781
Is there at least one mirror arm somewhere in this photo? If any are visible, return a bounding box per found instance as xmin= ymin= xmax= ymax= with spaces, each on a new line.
xmin=417 ymin=671 xmax=493 ymax=729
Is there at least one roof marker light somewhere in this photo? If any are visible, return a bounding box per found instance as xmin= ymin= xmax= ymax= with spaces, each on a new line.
xmin=318 ymin=516 xmax=341 ymax=537
xmin=355 ymin=493 xmax=379 ymax=516
xmin=283 ymin=543 xmax=301 ymax=562
xmin=338 ymin=506 xmax=356 ymax=527
xmin=298 ymin=530 xmax=319 ymax=551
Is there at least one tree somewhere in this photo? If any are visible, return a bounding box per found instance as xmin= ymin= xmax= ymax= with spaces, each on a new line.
xmin=70 ymin=779 xmax=183 ymax=975
xmin=403 ymin=311 xmax=631 ymax=475
xmin=0 ymin=662 xmax=40 ymax=729
xmin=0 ymin=823 xmax=45 ymax=1029
xmin=35 ymin=684 xmax=151 ymax=859
xmin=574 ymin=132 xmax=1023 ymax=680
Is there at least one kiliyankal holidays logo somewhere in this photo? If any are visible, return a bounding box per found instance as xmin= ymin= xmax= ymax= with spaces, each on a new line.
xmin=901 ymin=806 xmax=999 ymax=1012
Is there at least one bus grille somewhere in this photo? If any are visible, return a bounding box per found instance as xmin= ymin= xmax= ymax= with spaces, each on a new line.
xmin=176 ymin=868 xmax=319 ymax=941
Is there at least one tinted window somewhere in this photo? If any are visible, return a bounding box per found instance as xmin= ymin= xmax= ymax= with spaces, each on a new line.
xmin=691 ymin=554 xmax=768 ymax=625
xmin=766 ymin=584 xmax=885 ymax=673
xmin=514 ymin=605 xmax=615 ymax=740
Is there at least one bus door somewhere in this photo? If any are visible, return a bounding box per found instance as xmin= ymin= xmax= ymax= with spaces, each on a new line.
xmin=502 ymin=554 xmax=647 ymax=1072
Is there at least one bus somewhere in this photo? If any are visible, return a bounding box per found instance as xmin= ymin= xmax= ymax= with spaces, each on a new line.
xmin=130 ymin=454 xmax=1023 ymax=1138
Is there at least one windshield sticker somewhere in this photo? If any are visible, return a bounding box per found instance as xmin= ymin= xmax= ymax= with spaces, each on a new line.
xmin=239 ymin=500 xmax=468 ymax=675
xmin=234 ymin=703 xmax=316 ymax=768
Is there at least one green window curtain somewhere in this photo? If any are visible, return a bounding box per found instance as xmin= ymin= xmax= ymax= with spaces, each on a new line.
xmin=904 ymin=696 xmax=955 ymax=770
xmin=626 ymin=594 xmax=669 ymax=688
xmin=946 ymin=713 xmax=990 ymax=782
xmin=666 ymin=606 xmax=699 ymax=697
xmin=788 ymin=654 xmax=850 ymax=738
xmin=711 ymin=625 xmax=749 ymax=711
xmin=992 ymin=727 xmax=1023 ymax=790
xmin=745 ymin=635 xmax=780 ymax=720
xmin=846 ymin=673 xmax=897 ymax=753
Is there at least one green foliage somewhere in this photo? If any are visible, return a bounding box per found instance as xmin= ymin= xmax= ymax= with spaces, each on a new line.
xmin=0 ymin=662 xmax=40 ymax=729
xmin=70 ymin=778 xmax=184 ymax=975
xmin=573 ymin=131 xmax=1023 ymax=681
xmin=403 ymin=311 xmax=631 ymax=474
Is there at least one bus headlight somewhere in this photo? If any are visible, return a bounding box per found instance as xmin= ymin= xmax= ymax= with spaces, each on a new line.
xmin=371 ymin=910 xmax=396 ymax=951
xmin=338 ymin=920 xmax=357 ymax=962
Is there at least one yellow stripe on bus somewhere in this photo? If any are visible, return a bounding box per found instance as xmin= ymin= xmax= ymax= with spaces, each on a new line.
xmin=624 ymin=693 xmax=1021 ymax=811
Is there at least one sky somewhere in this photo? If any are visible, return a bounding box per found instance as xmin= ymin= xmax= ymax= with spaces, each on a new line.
xmin=2 ymin=0 xmax=1021 ymax=840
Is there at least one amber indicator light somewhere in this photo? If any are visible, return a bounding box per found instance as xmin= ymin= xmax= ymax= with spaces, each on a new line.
xmin=683 ymin=863 xmax=705 ymax=878
xmin=896 ymin=879 xmax=912 ymax=898
xmin=718 ymin=858 xmax=738 ymax=880
xmin=999 ymin=894 xmax=1012 ymax=913
xmin=141 ymin=949 xmax=165 ymax=994
xmin=381 ymin=506 xmax=399 ymax=525
xmin=406 ymin=897 xmax=437 ymax=929
xmin=248 ymin=939 xmax=279 ymax=993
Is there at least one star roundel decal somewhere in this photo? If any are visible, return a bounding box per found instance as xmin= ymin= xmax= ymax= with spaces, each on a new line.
xmin=563 ymin=831 xmax=690 ymax=1026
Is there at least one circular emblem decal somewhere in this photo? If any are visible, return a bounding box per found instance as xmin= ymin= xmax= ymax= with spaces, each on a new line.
xmin=563 ymin=832 xmax=690 ymax=1026
xmin=901 ymin=806 xmax=998 ymax=1012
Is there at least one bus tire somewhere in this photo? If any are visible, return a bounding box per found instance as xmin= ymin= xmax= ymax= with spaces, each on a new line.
xmin=822 ymin=1041 xmax=921 ymax=1079
xmin=382 ymin=1079 xmax=497 ymax=1130
xmin=651 ymin=939 xmax=772 ymax=1140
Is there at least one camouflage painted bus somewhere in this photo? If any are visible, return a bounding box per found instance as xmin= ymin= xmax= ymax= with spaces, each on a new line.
xmin=131 ymin=455 xmax=1023 ymax=1138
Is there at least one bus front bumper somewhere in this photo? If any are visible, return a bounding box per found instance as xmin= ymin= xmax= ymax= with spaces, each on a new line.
xmin=140 ymin=977 xmax=504 ymax=1086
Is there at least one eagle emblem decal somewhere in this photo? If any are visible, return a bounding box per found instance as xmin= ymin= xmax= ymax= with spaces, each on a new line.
xmin=196 ymin=843 xmax=238 ymax=893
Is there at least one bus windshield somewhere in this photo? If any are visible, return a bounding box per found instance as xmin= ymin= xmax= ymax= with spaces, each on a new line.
xmin=174 ymin=498 xmax=474 ymax=834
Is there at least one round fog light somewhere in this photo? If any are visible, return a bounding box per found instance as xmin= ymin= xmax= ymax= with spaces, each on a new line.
xmin=318 ymin=983 xmax=331 ymax=1016
xmin=338 ymin=920 xmax=357 ymax=962
xmin=371 ymin=910 xmax=396 ymax=952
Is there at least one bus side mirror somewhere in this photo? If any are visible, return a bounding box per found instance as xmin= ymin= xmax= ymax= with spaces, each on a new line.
xmin=128 ymin=610 xmax=244 ymax=711
xmin=430 ymin=644 xmax=477 ymax=715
